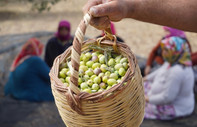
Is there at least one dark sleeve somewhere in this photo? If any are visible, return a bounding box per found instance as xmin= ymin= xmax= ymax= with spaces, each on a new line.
xmin=32 ymin=57 xmax=50 ymax=82
xmin=44 ymin=38 xmax=55 ymax=68
xmin=146 ymin=41 xmax=161 ymax=66
xmin=116 ymin=36 xmax=124 ymax=43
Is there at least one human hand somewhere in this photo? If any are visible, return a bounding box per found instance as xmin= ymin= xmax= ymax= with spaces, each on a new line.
xmin=144 ymin=66 xmax=151 ymax=76
xmin=83 ymin=0 xmax=130 ymax=30
xmin=143 ymin=77 xmax=147 ymax=82
xmin=145 ymin=96 xmax=149 ymax=103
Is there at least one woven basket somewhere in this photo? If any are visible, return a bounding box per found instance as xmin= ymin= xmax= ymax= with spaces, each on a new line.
xmin=49 ymin=13 xmax=145 ymax=127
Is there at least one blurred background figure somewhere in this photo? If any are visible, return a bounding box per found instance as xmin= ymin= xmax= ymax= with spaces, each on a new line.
xmin=97 ymin=22 xmax=124 ymax=42
xmin=4 ymin=38 xmax=53 ymax=102
xmin=45 ymin=20 xmax=73 ymax=68
xmin=144 ymin=36 xmax=194 ymax=120
xmin=144 ymin=27 xmax=192 ymax=76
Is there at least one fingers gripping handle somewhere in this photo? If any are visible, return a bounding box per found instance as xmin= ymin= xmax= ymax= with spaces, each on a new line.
xmin=69 ymin=13 xmax=92 ymax=94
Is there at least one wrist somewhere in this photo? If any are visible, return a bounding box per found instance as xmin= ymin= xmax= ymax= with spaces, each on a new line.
xmin=124 ymin=0 xmax=139 ymax=19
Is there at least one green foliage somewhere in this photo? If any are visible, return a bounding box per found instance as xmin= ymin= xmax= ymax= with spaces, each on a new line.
xmin=28 ymin=0 xmax=65 ymax=12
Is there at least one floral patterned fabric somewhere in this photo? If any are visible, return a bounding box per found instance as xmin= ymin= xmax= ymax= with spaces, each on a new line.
xmin=160 ymin=36 xmax=192 ymax=66
xmin=144 ymin=81 xmax=176 ymax=120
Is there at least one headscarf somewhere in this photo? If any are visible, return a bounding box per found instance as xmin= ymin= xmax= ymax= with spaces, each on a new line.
xmin=55 ymin=20 xmax=71 ymax=41
xmin=163 ymin=26 xmax=186 ymax=38
xmin=160 ymin=36 xmax=192 ymax=66
xmin=10 ymin=38 xmax=43 ymax=71
xmin=102 ymin=22 xmax=116 ymax=36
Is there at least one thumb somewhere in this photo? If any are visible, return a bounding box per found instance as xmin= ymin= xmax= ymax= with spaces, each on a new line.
xmin=89 ymin=2 xmax=116 ymax=17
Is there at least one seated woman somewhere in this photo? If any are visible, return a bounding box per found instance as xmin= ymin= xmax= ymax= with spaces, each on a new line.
xmin=144 ymin=27 xmax=192 ymax=76
xmin=4 ymin=38 xmax=53 ymax=102
xmin=45 ymin=20 xmax=73 ymax=68
xmin=144 ymin=36 xmax=194 ymax=120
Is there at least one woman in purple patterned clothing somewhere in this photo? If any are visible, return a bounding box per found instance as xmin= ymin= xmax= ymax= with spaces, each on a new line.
xmin=144 ymin=36 xmax=195 ymax=120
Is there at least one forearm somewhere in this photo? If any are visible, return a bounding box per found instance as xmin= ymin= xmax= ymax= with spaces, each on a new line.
xmin=126 ymin=0 xmax=197 ymax=32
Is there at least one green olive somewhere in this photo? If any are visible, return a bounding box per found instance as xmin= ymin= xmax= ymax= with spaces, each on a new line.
xmin=109 ymin=73 xmax=119 ymax=80
xmin=102 ymin=75 xmax=108 ymax=83
xmin=122 ymin=62 xmax=129 ymax=70
xmin=80 ymin=82 xmax=88 ymax=90
xmin=87 ymin=79 xmax=93 ymax=87
xmin=83 ymin=75 xmax=89 ymax=81
xmin=65 ymin=77 xmax=70 ymax=83
xmin=115 ymin=55 xmax=122 ymax=63
xmin=60 ymin=78 xmax=65 ymax=83
xmin=59 ymin=71 xmax=66 ymax=78
xmin=94 ymin=76 xmax=101 ymax=84
xmin=98 ymin=73 xmax=104 ymax=78
xmin=99 ymin=55 xmax=105 ymax=64
xmin=117 ymin=79 xmax=121 ymax=83
xmin=79 ymin=65 xmax=88 ymax=72
xmin=108 ymin=58 xmax=115 ymax=67
xmin=92 ymin=55 xmax=99 ymax=62
xmin=82 ymin=56 xmax=89 ymax=62
xmin=64 ymin=83 xmax=69 ymax=87
xmin=86 ymin=61 xmax=94 ymax=68
xmin=85 ymin=52 xmax=92 ymax=59
xmin=85 ymin=69 xmax=94 ymax=76
xmin=114 ymin=70 xmax=119 ymax=75
xmin=120 ymin=57 xmax=128 ymax=64
xmin=92 ymin=52 xmax=98 ymax=57
xmin=98 ymin=54 xmax=104 ymax=59
xmin=114 ymin=63 xmax=123 ymax=70
xmin=92 ymin=83 xmax=99 ymax=90
xmin=83 ymin=89 xmax=92 ymax=93
xmin=107 ymin=79 xmax=116 ymax=86
xmin=92 ymin=63 xmax=101 ymax=69
xmin=80 ymin=61 xmax=85 ymax=66
xmin=100 ymin=64 xmax=107 ymax=72
xmin=66 ymin=71 xmax=71 ymax=77
xmin=94 ymin=68 xmax=101 ymax=75
xmin=105 ymin=71 xmax=111 ymax=76
xmin=99 ymin=83 xmax=107 ymax=89
xmin=80 ymin=53 xmax=85 ymax=61
xmin=90 ymin=75 xmax=97 ymax=81
xmin=61 ymin=68 xmax=68 ymax=73
xmin=98 ymin=89 xmax=104 ymax=92
xmin=119 ymin=67 xmax=126 ymax=76
xmin=92 ymin=51 xmax=100 ymax=57
xmin=78 ymin=78 xmax=83 ymax=85
xmin=79 ymin=69 xmax=85 ymax=77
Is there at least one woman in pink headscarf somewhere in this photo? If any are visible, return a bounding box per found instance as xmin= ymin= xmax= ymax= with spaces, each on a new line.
xmin=144 ymin=27 xmax=192 ymax=76
xmin=45 ymin=20 xmax=73 ymax=68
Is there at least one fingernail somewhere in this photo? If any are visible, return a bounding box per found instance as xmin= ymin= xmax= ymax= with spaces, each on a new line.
xmin=90 ymin=7 xmax=97 ymax=15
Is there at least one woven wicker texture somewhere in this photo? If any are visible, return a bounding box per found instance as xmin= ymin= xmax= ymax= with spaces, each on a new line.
xmin=49 ymin=13 xmax=145 ymax=127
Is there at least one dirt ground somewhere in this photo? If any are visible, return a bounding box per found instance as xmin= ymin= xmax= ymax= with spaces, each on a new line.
xmin=1 ymin=0 xmax=197 ymax=57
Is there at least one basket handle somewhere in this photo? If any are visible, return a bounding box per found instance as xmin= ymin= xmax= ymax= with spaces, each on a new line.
xmin=69 ymin=13 xmax=116 ymax=94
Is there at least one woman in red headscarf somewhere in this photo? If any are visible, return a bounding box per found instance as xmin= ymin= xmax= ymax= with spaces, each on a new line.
xmin=144 ymin=27 xmax=192 ymax=76
xmin=45 ymin=20 xmax=73 ymax=68
xmin=4 ymin=38 xmax=53 ymax=101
